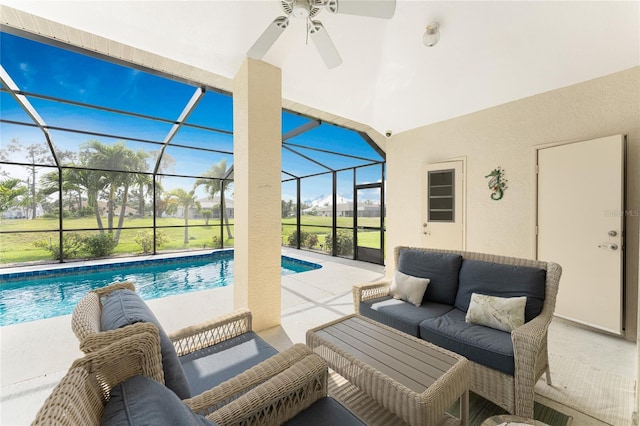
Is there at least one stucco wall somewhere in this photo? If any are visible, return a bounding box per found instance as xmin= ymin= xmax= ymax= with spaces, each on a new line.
xmin=386 ymin=67 xmax=640 ymax=340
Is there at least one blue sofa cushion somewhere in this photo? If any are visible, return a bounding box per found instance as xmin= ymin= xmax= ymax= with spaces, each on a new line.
xmin=101 ymin=289 xmax=191 ymax=399
xmin=102 ymin=375 xmax=218 ymax=426
xmin=359 ymin=296 xmax=454 ymax=337
xmin=419 ymin=309 xmax=515 ymax=375
xmin=397 ymin=249 xmax=463 ymax=305
xmin=283 ymin=397 xmax=364 ymax=425
xmin=454 ymin=259 xmax=546 ymax=322
xmin=180 ymin=331 xmax=278 ymax=396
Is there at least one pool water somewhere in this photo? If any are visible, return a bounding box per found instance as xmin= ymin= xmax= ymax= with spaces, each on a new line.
xmin=0 ymin=251 xmax=320 ymax=327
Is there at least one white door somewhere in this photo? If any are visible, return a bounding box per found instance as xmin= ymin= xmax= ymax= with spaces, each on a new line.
xmin=422 ymin=160 xmax=464 ymax=250
xmin=537 ymin=135 xmax=625 ymax=335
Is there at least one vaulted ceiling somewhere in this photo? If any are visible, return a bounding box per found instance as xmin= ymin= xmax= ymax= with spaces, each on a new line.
xmin=2 ymin=1 xmax=639 ymax=136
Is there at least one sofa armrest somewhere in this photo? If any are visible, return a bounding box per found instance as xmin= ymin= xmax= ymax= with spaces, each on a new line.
xmin=510 ymin=313 xmax=551 ymax=418
xmin=80 ymin=322 xmax=159 ymax=354
xmin=352 ymin=281 xmax=391 ymax=314
xmin=72 ymin=282 xmax=136 ymax=341
xmin=184 ymin=343 xmax=312 ymax=416
xmin=204 ymin=354 xmax=328 ymax=426
xmin=169 ymin=308 xmax=252 ymax=357
xmin=33 ymin=330 xmax=165 ymax=426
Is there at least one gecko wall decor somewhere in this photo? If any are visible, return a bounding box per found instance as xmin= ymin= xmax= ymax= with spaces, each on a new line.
xmin=485 ymin=167 xmax=508 ymax=201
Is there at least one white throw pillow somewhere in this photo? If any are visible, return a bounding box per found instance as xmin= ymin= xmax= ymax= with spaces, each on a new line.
xmin=465 ymin=293 xmax=527 ymax=332
xmin=390 ymin=270 xmax=430 ymax=307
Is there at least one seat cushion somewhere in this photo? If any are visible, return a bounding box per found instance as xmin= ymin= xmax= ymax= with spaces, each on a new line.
xmin=101 ymin=289 xmax=191 ymax=399
xmin=359 ymin=296 xmax=454 ymax=337
xmin=419 ymin=308 xmax=515 ymax=375
xmin=180 ymin=331 xmax=278 ymax=396
xmin=454 ymin=259 xmax=546 ymax=322
xmin=102 ymin=375 xmax=217 ymax=426
xmin=396 ymin=248 xmax=463 ymax=305
xmin=283 ymin=397 xmax=364 ymax=425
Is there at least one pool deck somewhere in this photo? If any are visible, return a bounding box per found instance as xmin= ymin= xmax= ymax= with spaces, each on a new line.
xmin=0 ymin=248 xmax=386 ymax=425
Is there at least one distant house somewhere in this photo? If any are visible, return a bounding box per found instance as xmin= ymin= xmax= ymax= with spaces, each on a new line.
xmin=303 ymin=202 xmax=382 ymax=218
xmin=173 ymin=196 xmax=234 ymax=219
xmin=96 ymin=201 xmax=138 ymax=217
xmin=2 ymin=205 xmax=44 ymax=219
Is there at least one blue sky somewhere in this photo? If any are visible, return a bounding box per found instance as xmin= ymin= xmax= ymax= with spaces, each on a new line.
xmin=1 ymin=31 xmax=383 ymax=203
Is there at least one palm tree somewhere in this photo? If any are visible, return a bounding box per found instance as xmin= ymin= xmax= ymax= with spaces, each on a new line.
xmin=0 ymin=178 xmax=27 ymax=213
xmin=82 ymin=141 xmax=147 ymax=243
xmin=166 ymin=188 xmax=200 ymax=246
xmin=194 ymin=159 xmax=233 ymax=239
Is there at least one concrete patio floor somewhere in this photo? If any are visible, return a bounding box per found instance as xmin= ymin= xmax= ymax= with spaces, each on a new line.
xmin=0 ymin=248 xmax=386 ymax=425
xmin=1 ymin=248 xmax=636 ymax=425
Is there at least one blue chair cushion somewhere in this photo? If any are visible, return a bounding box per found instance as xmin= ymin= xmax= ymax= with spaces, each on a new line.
xmin=101 ymin=289 xmax=191 ymax=399
xmin=283 ymin=397 xmax=364 ymax=425
xmin=396 ymin=249 xmax=463 ymax=305
xmin=419 ymin=308 xmax=515 ymax=375
xmin=180 ymin=331 xmax=278 ymax=396
xmin=454 ymin=259 xmax=547 ymax=322
xmin=359 ymin=296 xmax=454 ymax=337
xmin=102 ymin=375 xmax=217 ymax=425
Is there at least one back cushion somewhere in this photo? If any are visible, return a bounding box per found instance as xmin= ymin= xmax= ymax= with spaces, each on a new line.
xmin=101 ymin=289 xmax=191 ymax=399
xmin=454 ymin=260 xmax=546 ymax=322
xmin=396 ymin=249 xmax=463 ymax=305
xmin=103 ymin=375 xmax=217 ymax=426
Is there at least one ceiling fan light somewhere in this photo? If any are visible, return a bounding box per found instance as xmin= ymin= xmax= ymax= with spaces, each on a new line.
xmin=423 ymin=22 xmax=440 ymax=47
xmin=291 ymin=0 xmax=311 ymax=18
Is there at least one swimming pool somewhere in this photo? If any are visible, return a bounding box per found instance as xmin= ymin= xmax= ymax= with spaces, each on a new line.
xmin=0 ymin=250 xmax=321 ymax=327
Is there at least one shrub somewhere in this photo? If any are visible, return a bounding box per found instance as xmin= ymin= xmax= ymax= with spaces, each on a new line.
xmin=33 ymin=233 xmax=83 ymax=260
xmin=325 ymin=230 xmax=353 ymax=256
xmin=287 ymin=230 xmax=308 ymax=247
xmin=83 ymin=233 xmax=117 ymax=258
xmin=77 ymin=206 xmax=94 ymax=217
xmin=134 ymin=230 xmax=169 ymax=254
xmin=286 ymin=230 xmax=319 ymax=249
xmin=306 ymin=233 xmax=319 ymax=249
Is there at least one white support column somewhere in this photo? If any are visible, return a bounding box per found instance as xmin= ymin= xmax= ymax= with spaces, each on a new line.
xmin=233 ymin=58 xmax=282 ymax=331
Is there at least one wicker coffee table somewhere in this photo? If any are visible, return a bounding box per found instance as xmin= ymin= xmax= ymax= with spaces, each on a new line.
xmin=307 ymin=314 xmax=469 ymax=426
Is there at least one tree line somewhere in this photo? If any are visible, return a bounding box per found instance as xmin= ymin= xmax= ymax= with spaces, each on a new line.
xmin=0 ymin=138 xmax=232 ymax=247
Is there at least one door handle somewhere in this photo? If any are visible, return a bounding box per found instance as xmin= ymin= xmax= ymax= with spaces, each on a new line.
xmin=598 ymin=243 xmax=618 ymax=251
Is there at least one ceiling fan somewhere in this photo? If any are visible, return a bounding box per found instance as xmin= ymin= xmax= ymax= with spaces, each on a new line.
xmin=247 ymin=0 xmax=396 ymax=69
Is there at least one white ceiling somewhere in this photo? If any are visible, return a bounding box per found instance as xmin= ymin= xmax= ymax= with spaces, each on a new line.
xmin=3 ymin=1 xmax=640 ymax=136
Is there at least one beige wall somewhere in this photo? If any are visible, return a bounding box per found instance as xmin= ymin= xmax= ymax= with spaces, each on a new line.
xmin=387 ymin=67 xmax=640 ymax=341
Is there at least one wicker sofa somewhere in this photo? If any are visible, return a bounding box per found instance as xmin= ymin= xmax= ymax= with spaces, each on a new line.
xmin=353 ymin=246 xmax=562 ymax=418
xmin=33 ymin=327 xmax=363 ymax=425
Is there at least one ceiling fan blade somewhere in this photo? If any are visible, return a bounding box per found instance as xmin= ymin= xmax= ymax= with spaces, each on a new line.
xmin=329 ymin=0 xmax=396 ymax=19
xmin=309 ymin=20 xmax=342 ymax=69
xmin=247 ymin=16 xmax=289 ymax=60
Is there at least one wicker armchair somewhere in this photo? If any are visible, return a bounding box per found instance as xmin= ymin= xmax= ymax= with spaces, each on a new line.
xmin=72 ymin=281 xmax=254 ymax=356
xmin=32 ymin=328 xmax=331 ymax=426
xmin=353 ymin=246 xmax=562 ymax=418
xmin=71 ymin=281 xmax=313 ymax=410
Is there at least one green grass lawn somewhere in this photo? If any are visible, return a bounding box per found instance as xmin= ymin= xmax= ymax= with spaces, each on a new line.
xmin=1 ymin=215 xmax=384 ymax=264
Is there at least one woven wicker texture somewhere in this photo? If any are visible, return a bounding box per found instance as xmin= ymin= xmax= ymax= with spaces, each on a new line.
xmin=353 ymin=246 xmax=562 ymax=419
xmin=71 ymin=281 xmax=135 ymax=341
xmin=70 ymin=281 xmax=324 ymax=422
xmin=32 ymin=329 xmax=163 ymax=426
xmin=208 ymin=354 xmax=329 ymax=426
xmin=185 ymin=343 xmax=312 ymax=416
xmin=32 ymin=334 xmax=327 ymax=426
xmin=307 ymin=315 xmax=470 ymax=426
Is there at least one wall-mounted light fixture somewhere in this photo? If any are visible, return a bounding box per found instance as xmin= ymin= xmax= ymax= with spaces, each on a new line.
xmin=423 ymin=23 xmax=440 ymax=47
